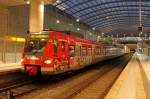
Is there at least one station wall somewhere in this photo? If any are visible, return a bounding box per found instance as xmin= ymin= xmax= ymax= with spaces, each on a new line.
xmin=0 ymin=8 xmax=8 ymax=64
xmin=0 ymin=7 xmax=26 ymax=64
xmin=0 ymin=5 xmax=98 ymax=64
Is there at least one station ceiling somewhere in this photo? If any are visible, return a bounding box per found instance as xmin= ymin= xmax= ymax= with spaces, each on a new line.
xmin=54 ymin=0 xmax=150 ymax=37
xmin=1 ymin=0 xmax=150 ymax=37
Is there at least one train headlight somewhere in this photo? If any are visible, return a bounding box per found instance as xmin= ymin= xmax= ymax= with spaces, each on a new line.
xmin=21 ymin=59 xmax=24 ymax=62
xmin=44 ymin=60 xmax=52 ymax=64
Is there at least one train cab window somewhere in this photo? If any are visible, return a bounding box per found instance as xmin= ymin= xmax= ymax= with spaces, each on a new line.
xmin=53 ymin=39 xmax=58 ymax=55
xmin=24 ymin=40 xmax=47 ymax=57
xmin=82 ymin=47 xmax=87 ymax=56
xmin=62 ymin=41 xmax=65 ymax=52
xmin=69 ymin=45 xmax=75 ymax=57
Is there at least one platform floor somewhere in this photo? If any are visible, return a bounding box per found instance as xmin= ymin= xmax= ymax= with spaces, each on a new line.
xmin=0 ymin=63 xmax=22 ymax=73
xmin=105 ymin=53 xmax=150 ymax=99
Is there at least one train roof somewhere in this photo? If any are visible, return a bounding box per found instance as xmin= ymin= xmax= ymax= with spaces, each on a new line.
xmin=30 ymin=30 xmax=83 ymax=38
xmin=29 ymin=30 xmax=102 ymax=46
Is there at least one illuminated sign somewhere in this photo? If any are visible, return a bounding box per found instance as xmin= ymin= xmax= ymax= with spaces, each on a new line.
xmin=16 ymin=38 xmax=26 ymax=42
xmin=4 ymin=36 xmax=25 ymax=42
xmin=30 ymin=34 xmax=49 ymax=39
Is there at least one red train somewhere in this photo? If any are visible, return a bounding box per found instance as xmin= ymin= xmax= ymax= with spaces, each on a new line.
xmin=21 ymin=30 xmax=124 ymax=76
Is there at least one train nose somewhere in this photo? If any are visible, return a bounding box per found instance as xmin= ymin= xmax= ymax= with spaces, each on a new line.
xmin=26 ymin=67 xmax=38 ymax=76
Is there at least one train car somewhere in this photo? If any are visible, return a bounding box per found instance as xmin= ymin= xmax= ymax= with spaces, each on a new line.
xmin=21 ymin=30 xmax=124 ymax=76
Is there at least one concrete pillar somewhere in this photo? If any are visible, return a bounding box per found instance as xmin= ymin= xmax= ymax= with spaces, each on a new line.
xmin=29 ymin=0 xmax=44 ymax=32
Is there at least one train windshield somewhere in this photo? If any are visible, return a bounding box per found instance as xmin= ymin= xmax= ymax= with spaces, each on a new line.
xmin=24 ymin=33 xmax=50 ymax=57
xmin=24 ymin=39 xmax=47 ymax=57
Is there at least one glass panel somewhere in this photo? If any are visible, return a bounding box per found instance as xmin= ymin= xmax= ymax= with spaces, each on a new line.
xmin=82 ymin=46 xmax=87 ymax=56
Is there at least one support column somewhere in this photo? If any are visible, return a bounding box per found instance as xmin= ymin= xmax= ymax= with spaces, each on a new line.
xmin=29 ymin=0 xmax=44 ymax=32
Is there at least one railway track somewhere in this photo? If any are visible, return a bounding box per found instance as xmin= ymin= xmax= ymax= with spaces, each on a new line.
xmin=15 ymin=54 xmax=131 ymax=99
xmin=0 ymin=71 xmax=26 ymax=87
xmin=0 ymin=70 xmax=76 ymax=99
xmin=0 ymin=76 xmax=37 ymax=99
xmin=0 ymin=70 xmax=41 ymax=99
xmin=54 ymin=55 xmax=131 ymax=99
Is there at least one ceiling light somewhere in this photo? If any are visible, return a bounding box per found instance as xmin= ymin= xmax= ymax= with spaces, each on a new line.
xmin=24 ymin=0 xmax=30 ymax=4
xmin=56 ymin=0 xmax=61 ymax=3
xmin=77 ymin=28 xmax=80 ymax=31
xmin=58 ymin=6 xmax=65 ymax=11
xmin=76 ymin=19 xmax=80 ymax=22
xmin=92 ymin=27 xmax=95 ymax=30
xmin=56 ymin=20 xmax=60 ymax=23
xmin=106 ymin=16 xmax=109 ymax=19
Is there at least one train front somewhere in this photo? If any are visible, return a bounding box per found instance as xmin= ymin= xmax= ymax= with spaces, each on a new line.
xmin=21 ymin=32 xmax=53 ymax=76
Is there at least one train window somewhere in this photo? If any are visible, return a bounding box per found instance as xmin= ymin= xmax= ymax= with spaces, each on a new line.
xmin=100 ymin=47 xmax=103 ymax=55
xmin=69 ymin=45 xmax=75 ymax=57
xmin=92 ymin=47 xmax=95 ymax=55
xmin=82 ymin=47 xmax=87 ymax=56
xmin=88 ymin=48 xmax=91 ymax=56
xmin=99 ymin=48 xmax=101 ymax=55
xmin=104 ymin=48 xmax=106 ymax=55
xmin=103 ymin=48 xmax=105 ymax=55
xmin=76 ymin=45 xmax=81 ymax=56
xmin=62 ymin=41 xmax=65 ymax=52
xmin=97 ymin=48 xmax=99 ymax=55
xmin=95 ymin=47 xmax=99 ymax=55
xmin=101 ymin=48 xmax=103 ymax=55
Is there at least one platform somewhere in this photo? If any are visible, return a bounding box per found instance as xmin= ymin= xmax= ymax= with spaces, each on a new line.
xmin=0 ymin=63 xmax=22 ymax=74
xmin=105 ymin=53 xmax=150 ymax=99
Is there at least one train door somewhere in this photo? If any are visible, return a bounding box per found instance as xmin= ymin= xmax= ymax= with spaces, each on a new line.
xmin=92 ymin=45 xmax=95 ymax=63
xmin=87 ymin=47 xmax=92 ymax=64
xmin=76 ymin=43 xmax=81 ymax=67
xmin=52 ymin=37 xmax=66 ymax=71
xmin=60 ymin=40 xmax=68 ymax=70
xmin=82 ymin=46 xmax=87 ymax=66
xmin=94 ymin=46 xmax=101 ymax=62
xmin=52 ymin=38 xmax=59 ymax=70
xmin=68 ymin=45 xmax=76 ymax=68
